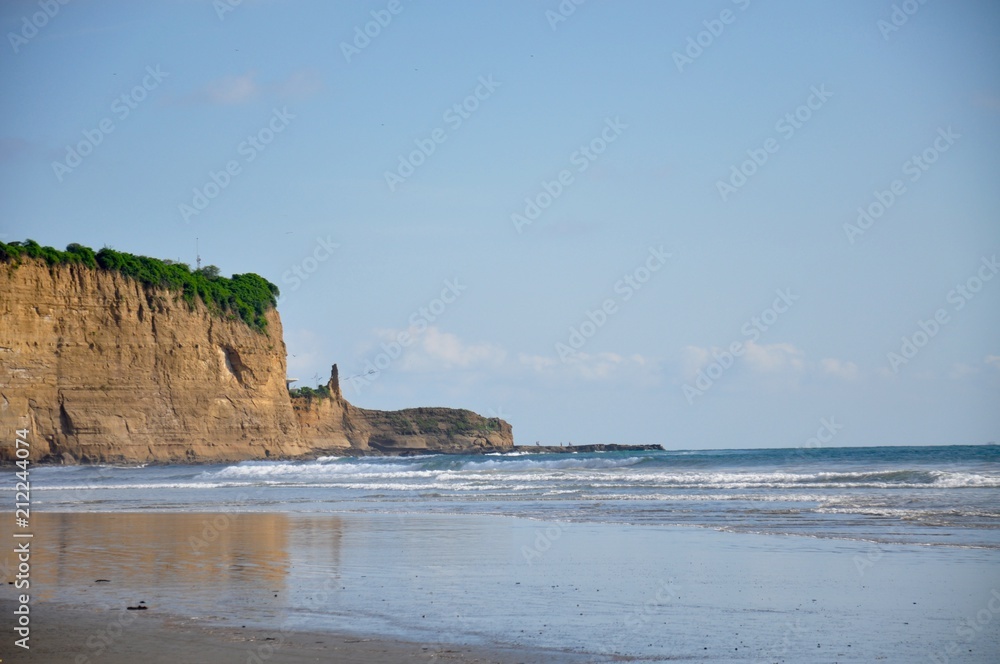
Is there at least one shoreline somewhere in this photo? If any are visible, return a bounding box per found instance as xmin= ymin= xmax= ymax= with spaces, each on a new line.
xmin=0 ymin=599 xmax=602 ymax=664
xmin=0 ymin=443 xmax=665 ymax=465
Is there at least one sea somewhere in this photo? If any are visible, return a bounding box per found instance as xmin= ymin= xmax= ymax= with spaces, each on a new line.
xmin=31 ymin=444 xmax=1000 ymax=549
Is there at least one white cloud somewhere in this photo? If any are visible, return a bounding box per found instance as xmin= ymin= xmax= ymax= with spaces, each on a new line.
xmin=272 ymin=69 xmax=323 ymax=99
xmin=417 ymin=327 xmax=506 ymax=369
xmin=176 ymin=69 xmax=322 ymax=106
xmin=744 ymin=342 xmax=805 ymax=373
xmin=197 ymin=71 xmax=261 ymax=105
xmin=520 ymin=350 xmax=655 ymax=382
xmin=682 ymin=342 xmax=861 ymax=381
xmin=518 ymin=352 xmax=556 ymax=373
xmin=684 ymin=341 xmax=808 ymax=377
xmin=949 ymin=363 xmax=979 ymax=380
xmin=680 ymin=345 xmax=711 ymax=381
xmin=566 ymin=351 xmax=624 ymax=380
xmin=819 ymin=357 xmax=859 ymax=380
xmin=944 ymin=356 xmax=1000 ymax=379
xmin=374 ymin=326 xmax=505 ymax=371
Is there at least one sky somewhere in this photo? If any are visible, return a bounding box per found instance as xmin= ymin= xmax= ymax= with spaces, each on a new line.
xmin=1 ymin=0 xmax=998 ymax=449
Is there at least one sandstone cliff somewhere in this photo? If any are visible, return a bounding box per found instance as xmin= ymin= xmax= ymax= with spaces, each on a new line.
xmin=0 ymin=256 xmax=512 ymax=463
xmin=0 ymin=259 xmax=308 ymax=463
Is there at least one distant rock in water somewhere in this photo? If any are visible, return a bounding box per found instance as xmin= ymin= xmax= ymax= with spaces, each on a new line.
xmin=514 ymin=444 xmax=663 ymax=454
xmin=0 ymin=244 xmax=513 ymax=464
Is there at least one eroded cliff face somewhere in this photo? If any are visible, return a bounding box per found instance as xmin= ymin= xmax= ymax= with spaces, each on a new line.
xmin=0 ymin=260 xmax=308 ymax=463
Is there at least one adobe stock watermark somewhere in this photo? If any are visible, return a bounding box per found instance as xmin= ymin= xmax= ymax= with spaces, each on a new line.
xmin=71 ymin=602 xmax=141 ymax=664
xmin=672 ymin=0 xmax=751 ymax=73
xmin=854 ymin=542 xmax=887 ymax=577
xmin=545 ymin=0 xmax=587 ymax=31
xmin=340 ymin=0 xmax=412 ymax=63
xmin=178 ymin=107 xmax=295 ymax=223
xmin=7 ymin=0 xmax=71 ymax=54
xmin=188 ymin=494 xmax=251 ymax=553
xmin=844 ymin=126 xmax=959 ymax=244
xmin=0 ymin=555 xmax=15 ymax=585
xmin=764 ymin=617 xmax=808 ymax=660
xmin=878 ymin=0 xmax=931 ymax=40
xmin=275 ymin=236 xmax=340 ymax=305
xmin=51 ymin=65 xmax=169 ymax=182
xmin=384 ymin=75 xmax=501 ymax=192
xmin=347 ymin=278 xmax=467 ymax=394
xmin=510 ymin=116 xmax=627 ymax=234
xmin=213 ymin=0 xmax=244 ymax=20
xmin=682 ymin=288 xmax=799 ymax=404
xmin=886 ymin=254 xmax=997 ymax=373
xmin=716 ymin=84 xmax=833 ymax=202
xmin=623 ymin=578 xmax=678 ymax=632
xmin=520 ymin=521 xmax=567 ymax=565
xmin=476 ymin=405 xmax=511 ymax=435
xmin=555 ymin=245 xmax=672 ymax=362
xmin=790 ymin=416 xmax=844 ymax=462
xmin=608 ymin=577 xmax=680 ymax=654
xmin=244 ymin=574 xmax=343 ymax=664
xmin=929 ymin=588 xmax=1000 ymax=663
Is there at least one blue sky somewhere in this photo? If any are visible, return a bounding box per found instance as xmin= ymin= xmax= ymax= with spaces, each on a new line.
xmin=2 ymin=0 xmax=998 ymax=448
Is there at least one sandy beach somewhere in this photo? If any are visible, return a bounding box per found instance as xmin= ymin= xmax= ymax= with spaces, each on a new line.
xmin=3 ymin=510 xmax=998 ymax=662
xmin=0 ymin=599 xmax=596 ymax=664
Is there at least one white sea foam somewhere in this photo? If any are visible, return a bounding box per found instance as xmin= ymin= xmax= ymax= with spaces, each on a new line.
xmin=25 ymin=445 xmax=1000 ymax=549
xmin=459 ymin=456 xmax=645 ymax=471
xmin=31 ymin=462 xmax=1000 ymax=495
xmin=34 ymin=481 xmax=244 ymax=491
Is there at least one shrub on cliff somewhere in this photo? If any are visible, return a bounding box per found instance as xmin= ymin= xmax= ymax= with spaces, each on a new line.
xmin=412 ymin=409 xmax=479 ymax=434
xmin=0 ymin=240 xmax=279 ymax=334
xmin=0 ymin=239 xmax=97 ymax=268
xmin=288 ymin=385 xmax=331 ymax=400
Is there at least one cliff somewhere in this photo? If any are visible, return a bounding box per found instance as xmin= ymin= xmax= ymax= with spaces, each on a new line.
xmin=0 ymin=259 xmax=308 ymax=463
xmin=0 ymin=253 xmax=512 ymax=463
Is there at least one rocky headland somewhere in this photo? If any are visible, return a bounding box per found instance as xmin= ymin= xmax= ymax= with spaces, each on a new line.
xmin=292 ymin=365 xmax=513 ymax=456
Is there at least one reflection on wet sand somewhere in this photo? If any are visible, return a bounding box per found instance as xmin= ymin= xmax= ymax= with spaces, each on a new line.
xmin=4 ymin=512 xmax=343 ymax=620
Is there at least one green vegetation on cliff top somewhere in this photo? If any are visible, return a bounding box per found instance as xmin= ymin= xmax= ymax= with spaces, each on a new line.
xmin=0 ymin=240 xmax=279 ymax=333
xmin=288 ymin=384 xmax=331 ymax=400
xmin=381 ymin=408 xmax=501 ymax=436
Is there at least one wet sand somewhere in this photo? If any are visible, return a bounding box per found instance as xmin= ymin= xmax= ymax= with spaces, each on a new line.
xmin=2 ymin=511 xmax=999 ymax=662
xmin=0 ymin=599 xmax=594 ymax=663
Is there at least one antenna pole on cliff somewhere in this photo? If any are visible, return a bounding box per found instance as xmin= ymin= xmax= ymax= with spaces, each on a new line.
xmin=196 ymin=237 xmax=201 ymax=271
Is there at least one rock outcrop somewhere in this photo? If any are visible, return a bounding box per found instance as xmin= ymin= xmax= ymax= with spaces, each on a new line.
xmin=514 ymin=444 xmax=662 ymax=453
xmin=0 ymin=258 xmax=512 ymax=463
xmin=293 ymin=366 xmax=513 ymax=455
